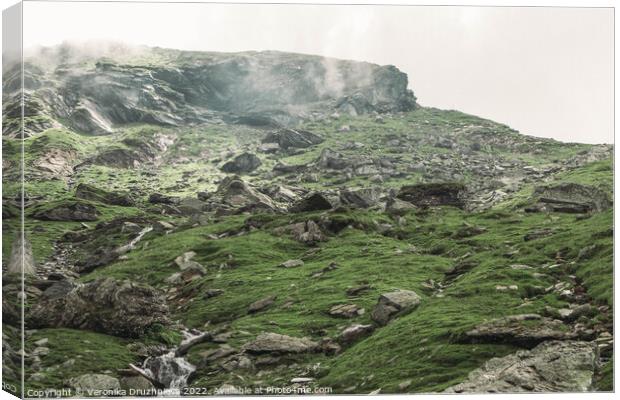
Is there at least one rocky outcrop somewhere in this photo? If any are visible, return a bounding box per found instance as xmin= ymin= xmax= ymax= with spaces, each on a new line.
xmin=397 ymin=182 xmax=466 ymax=208
xmin=371 ymin=290 xmax=421 ymax=326
xmin=29 ymin=277 xmax=169 ymax=338
xmin=244 ymin=333 xmax=318 ymax=354
xmin=32 ymin=200 xmax=99 ymax=221
xmin=75 ymin=183 xmax=134 ymax=206
xmin=529 ymin=183 xmax=612 ymax=213
xmin=275 ymin=220 xmax=327 ymax=245
xmin=461 ymin=314 xmax=593 ymax=348
xmin=262 ymin=129 xmax=324 ymax=150
xmin=221 ymin=153 xmax=262 ymax=174
xmin=19 ymin=48 xmax=415 ymax=134
xmin=444 ymin=341 xmax=598 ymax=393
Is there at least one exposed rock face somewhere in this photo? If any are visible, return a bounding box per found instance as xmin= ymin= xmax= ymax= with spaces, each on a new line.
xmin=75 ymin=183 xmax=134 ymax=206
xmin=461 ymin=314 xmax=592 ymax=348
xmin=244 ymin=333 xmax=318 ymax=354
xmin=18 ymin=49 xmax=415 ymax=134
xmin=316 ymin=148 xmax=350 ymax=170
xmin=29 ymin=278 xmax=169 ymax=338
xmin=262 ymin=129 xmax=324 ymax=150
xmin=371 ymin=290 xmax=421 ymax=326
xmin=328 ymin=304 xmax=365 ymax=318
xmin=7 ymin=234 xmax=36 ymax=275
xmin=397 ymin=183 xmax=466 ymax=208
xmin=529 ymin=183 xmax=612 ymax=213
xmin=32 ymin=201 xmax=99 ymax=221
xmin=221 ymin=153 xmax=262 ymax=174
xmin=444 ymin=341 xmax=598 ymax=393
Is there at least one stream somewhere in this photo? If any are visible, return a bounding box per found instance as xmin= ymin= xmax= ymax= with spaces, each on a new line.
xmin=133 ymin=329 xmax=207 ymax=395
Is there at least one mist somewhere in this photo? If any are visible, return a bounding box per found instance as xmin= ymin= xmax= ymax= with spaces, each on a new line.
xmin=21 ymin=2 xmax=614 ymax=144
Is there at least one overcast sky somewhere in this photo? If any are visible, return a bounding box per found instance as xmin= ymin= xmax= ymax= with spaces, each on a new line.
xmin=21 ymin=1 xmax=613 ymax=144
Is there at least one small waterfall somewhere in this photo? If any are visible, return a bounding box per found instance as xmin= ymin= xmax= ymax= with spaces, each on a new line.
xmin=138 ymin=330 xmax=202 ymax=395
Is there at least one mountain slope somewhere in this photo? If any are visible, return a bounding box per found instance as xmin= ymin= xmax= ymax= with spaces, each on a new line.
xmin=1 ymin=45 xmax=613 ymax=396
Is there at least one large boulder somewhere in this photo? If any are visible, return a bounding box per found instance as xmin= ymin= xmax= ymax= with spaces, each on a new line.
xmin=68 ymin=374 xmax=121 ymax=392
xmin=461 ymin=314 xmax=592 ymax=348
xmin=244 ymin=333 xmax=318 ymax=354
xmin=28 ymin=277 xmax=169 ymax=338
xmin=371 ymin=290 xmax=421 ymax=326
xmin=275 ymin=220 xmax=327 ymax=245
xmin=205 ymin=176 xmax=277 ymax=214
xmin=385 ymin=197 xmax=416 ymax=216
xmin=289 ymin=192 xmax=335 ymax=213
xmin=530 ymin=183 xmax=612 ymax=213
xmin=397 ymin=182 xmax=466 ymax=209
xmin=32 ymin=200 xmax=99 ymax=221
xmin=339 ymin=188 xmax=381 ymax=208
xmin=262 ymin=128 xmax=324 ymax=150
xmin=75 ymin=183 xmax=134 ymax=206
xmin=444 ymin=341 xmax=598 ymax=393
xmin=221 ymin=153 xmax=262 ymax=174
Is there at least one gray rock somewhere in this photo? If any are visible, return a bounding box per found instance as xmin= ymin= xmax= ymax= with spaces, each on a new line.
xmin=532 ymin=183 xmax=611 ymax=213
xmin=289 ymin=192 xmax=334 ymax=213
xmin=339 ymin=324 xmax=374 ymax=345
xmin=248 ymin=295 xmax=277 ymax=313
xmin=371 ymin=290 xmax=421 ymax=325
xmin=462 ymin=314 xmax=591 ymax=347
xmin=244 ymin=333 xmax=318 ymax=354
xmin=221 ymin=152 xmax=262 ymax=174
xmin=385 ymin=197 xmax=416 ymax=216
xmin=444 ymin=341 xmax=598 ymax=393
xmin=120 ymin=375 xmax=155 ymax=392
xmin=68 ymin=374 xmax=121 ymax=392
xmin=340 ymin=188 xmax=381 ymax=208
xmin=397 ymin=183 xmax=466 ymax=209
xmin=262 ymin=128 xmax=324 ymax=150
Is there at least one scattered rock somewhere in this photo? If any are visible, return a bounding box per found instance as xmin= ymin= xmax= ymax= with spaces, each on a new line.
xmin=340 ymin=188 xmax=381 ymax=208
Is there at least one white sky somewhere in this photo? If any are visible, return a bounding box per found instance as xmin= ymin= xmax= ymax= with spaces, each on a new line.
xmin=21 ymin=1 xmax=614 ymax=144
